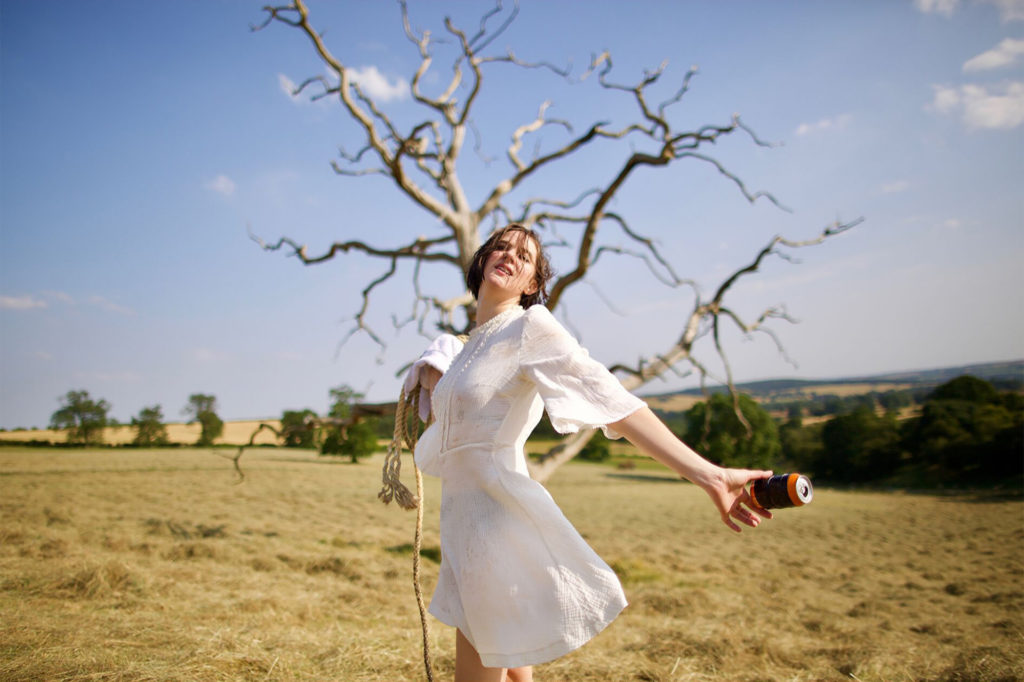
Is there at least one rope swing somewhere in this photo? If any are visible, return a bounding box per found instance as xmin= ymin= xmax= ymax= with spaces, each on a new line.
xmin=378 ymin=386 xmax=434 ymax=682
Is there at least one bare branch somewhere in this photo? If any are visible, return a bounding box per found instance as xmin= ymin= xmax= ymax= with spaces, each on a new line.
xmin=719 ymin=305 xmax=799 ymax=368
xmin=676 ymin=150 xmax=790 ymax=211
xmin=221 ymin=421 xmax=284 ymax=482
xmin=466 ymin=0 xmax=518 ymax=53
xmin=581 ymin=279 xmax=628 ymax=317
xmin=507 ymin=101 xmax=574 ymax=173
xmin=266 ymin=0 xmax=460 ymax=225
xmin=475 ymin=50 xmax=572 ymax=78
xmin=347 ymin=257 xmax=399 ymax=352
xmin=592 ymin=245 xmax=683 ymax=289
xmin=602 ymin=212 xmax=695 ymax=289
xmin=468 ymin=118 xmax=496 ymax=166
xmin=657 ymin=65 xmax=700 ymax=119
xmin=249 ymin=227 xmax=459 ymax=266
xmin=476 ymin=121 xmax=611 ymax=222
xmin=252 ymin=4 xmax=301 ymax=32
xmin=710 ymin=219 xmax=862 ymax=306
xmin=330 ymin=162 xmax=390 ymax=178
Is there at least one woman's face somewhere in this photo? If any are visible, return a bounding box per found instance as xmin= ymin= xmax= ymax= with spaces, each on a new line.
xmin=481 ymin=230 xmax=539 ymax=301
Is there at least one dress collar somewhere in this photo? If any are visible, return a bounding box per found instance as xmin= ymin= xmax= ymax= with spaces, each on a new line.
xmin=469 ymin=305 xmax=523 ymax=337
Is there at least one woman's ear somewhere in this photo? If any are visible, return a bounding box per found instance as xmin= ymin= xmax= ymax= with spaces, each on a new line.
xmin=523 ymin=279 xmax=539 ymax=296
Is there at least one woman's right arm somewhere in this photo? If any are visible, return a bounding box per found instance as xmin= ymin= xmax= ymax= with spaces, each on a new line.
xmin=403 ymin=334 xmax=463 ymax=421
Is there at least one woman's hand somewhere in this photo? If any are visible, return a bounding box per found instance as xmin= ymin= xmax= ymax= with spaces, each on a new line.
xmin=702 ymin=468 xmax=774 ymax=533
xmin=420 ymin=366 xmax=442 ymax=394
xmin=609 ymin=407 xmax=774 ymax=532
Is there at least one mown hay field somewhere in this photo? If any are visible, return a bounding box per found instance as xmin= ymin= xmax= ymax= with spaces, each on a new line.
xmin=1 ymin=447 xmax=1021 ymax=681
xmin=0 ymin=421 xmax=284 ymax=446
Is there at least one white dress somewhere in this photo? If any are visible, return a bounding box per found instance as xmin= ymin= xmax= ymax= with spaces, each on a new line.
xmin=413 ymin=304 xmax=646 ymax=668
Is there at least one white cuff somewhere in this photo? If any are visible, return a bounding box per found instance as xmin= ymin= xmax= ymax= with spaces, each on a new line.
xmin=402 ymin=334 xmax=465 ymax=421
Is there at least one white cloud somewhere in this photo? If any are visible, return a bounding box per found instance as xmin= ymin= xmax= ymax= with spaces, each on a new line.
xmin=963 ymin=38 xmax=1024 ymax=71
xmin=914 ymin=0 xmax=961 ymax=16
xmin=87 ymin=295 xmax=135 ymax=316
xmin=881 ymin=180 xmax=911 ymax=193
xmin=205 ymin=174 xmax=236 ymax=197
xmin=963 ymin=82 xmax=1024 ymax=127
xmin=943 ymin=218 xmax=964 ymax=229
xmin=32 ymin=350 xmax=53 ymax=361
xmin=930 ymin=81 xmax=1024 ymax=128
xmin=279 ymin=67 xmax=407 ymax=105
xmin=42 ymin=290 xmax=74 ymax=304
xmin=914 ymin=0 xmax=1024 ymax=20
xmin=794 ymin=114 xmax=852 ymax=136
xmin=0 ymin=295 xmax=47 ymax=310
xmin=349 ymin=66 xmax=409 ymax=102
xmin=278 ymin=73 xmax=300 ymax=101
xmin=979 ymin=0 xmax=1024 ymax=21
xmin=932 ymin=85 xmax=962 ymax=113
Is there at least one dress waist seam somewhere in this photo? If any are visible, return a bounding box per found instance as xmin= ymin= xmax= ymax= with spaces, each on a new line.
xmin=438 ymin=441 xmax=509 ymax=456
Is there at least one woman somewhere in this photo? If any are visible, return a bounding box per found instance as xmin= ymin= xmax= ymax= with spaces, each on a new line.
xmin=406 ymin=224 xmax=773 ymax=682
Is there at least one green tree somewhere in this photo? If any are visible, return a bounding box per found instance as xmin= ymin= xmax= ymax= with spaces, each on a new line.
xmin=281 ymin=408 xmax=317 ymax=448
xmin=778 ymin=416 xmax=824 ymax=473
xmin=184 ymin=393 xmax=223 ymax=446
xmin=50 ymin=390 xmax=110 ymax=445
xmin=577 ymin=432 xmax=611 ymax=462
xmin=878 ymin=390 xmax=913 ymax=413
xmin=684 ymin=394 xmax=781 ymax=469
xmin=321 ymin=385 xmax=379 ymax=462
xmin=929 ymin=375 xmax=999 ymax=404
xmin=904 ymin=376 xmax=1022 ymax=481
xmin=819 ymin=406 xmax=901 ymax=482
xmin=132 ymin=404 xmax=168 ymax=446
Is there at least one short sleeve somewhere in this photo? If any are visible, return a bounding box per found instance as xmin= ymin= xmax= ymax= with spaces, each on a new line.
xmin=519 ymin=305 xmax=645 ymax=439
xmin=403 ymin=334 xmax=465 ymax=422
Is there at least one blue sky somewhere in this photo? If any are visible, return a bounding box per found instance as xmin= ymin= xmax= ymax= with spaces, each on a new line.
xmin=1 ymin=0 xmax=1022 ymax=429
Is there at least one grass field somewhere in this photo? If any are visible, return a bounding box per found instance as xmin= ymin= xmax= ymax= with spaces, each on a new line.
xmin=0 ymin=420 xmax=284 ymax=446
xmin=1 ymin=447 xmax=1021 ymax=681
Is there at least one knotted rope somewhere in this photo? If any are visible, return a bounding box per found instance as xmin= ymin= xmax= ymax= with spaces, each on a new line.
xmin=378 ymin=386 xmax=434 ymax=682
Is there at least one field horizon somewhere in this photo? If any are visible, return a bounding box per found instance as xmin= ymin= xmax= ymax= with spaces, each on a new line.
xmin=2 ymin=446 xmax=1021 ymax=681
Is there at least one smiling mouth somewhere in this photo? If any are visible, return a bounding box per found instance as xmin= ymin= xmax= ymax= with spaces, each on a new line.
xmin=495 ymin=263 xmax=513 ymax=276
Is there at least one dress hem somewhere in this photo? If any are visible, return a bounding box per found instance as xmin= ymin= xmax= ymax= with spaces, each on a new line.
xmin=431 ymin=597 xmax=628 ymax=669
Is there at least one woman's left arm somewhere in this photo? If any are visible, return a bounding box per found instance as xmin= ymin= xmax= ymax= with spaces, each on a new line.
xmin=608 ymin=406 xmax=773 ymax=532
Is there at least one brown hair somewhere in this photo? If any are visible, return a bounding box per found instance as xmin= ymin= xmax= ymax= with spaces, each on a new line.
xmin=466 ymin=224 xmax=553 ymax=308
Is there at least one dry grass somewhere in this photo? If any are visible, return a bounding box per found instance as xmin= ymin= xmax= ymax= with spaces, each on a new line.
xmin=0 ymin=420 xmax=284 ymax=446
xmin=1 ymin=447 xmax=1021 ymax=681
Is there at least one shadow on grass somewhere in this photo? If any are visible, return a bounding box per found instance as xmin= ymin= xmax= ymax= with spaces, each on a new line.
xmin=386 ymin=543 xmax=442 ymax=563
xmin=604 ymin=472 xmax=683 ymax=484
xmin=799 ymin=481 xmax=1023 ymax=504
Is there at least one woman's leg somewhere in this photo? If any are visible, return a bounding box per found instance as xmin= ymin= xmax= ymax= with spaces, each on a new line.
xmin=506 ymin=665 xmax=534 ymax=682
xmin=455 ymin=629 xmax=507 ymax=682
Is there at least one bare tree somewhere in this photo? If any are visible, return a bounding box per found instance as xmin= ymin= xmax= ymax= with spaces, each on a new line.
xmin=252 ymin=1 xmax=859 ymax=483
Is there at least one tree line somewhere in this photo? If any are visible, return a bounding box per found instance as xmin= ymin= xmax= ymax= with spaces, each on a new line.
xmin=648 ymin=374 xmax=1021 ymax=486
xmin=43 ymin=391 xmax=225 ymax=447
xmin=780 ymin=375 xmax=1022 ymax=485
xmin=38 ymin=386 xmax=378 ymax=463
xmin=29 ymin=373 xmax=1021 ymax=485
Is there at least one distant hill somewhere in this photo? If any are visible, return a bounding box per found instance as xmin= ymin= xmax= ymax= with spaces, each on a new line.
xmin=641 ymin=359 xmax=1023 ymax=411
